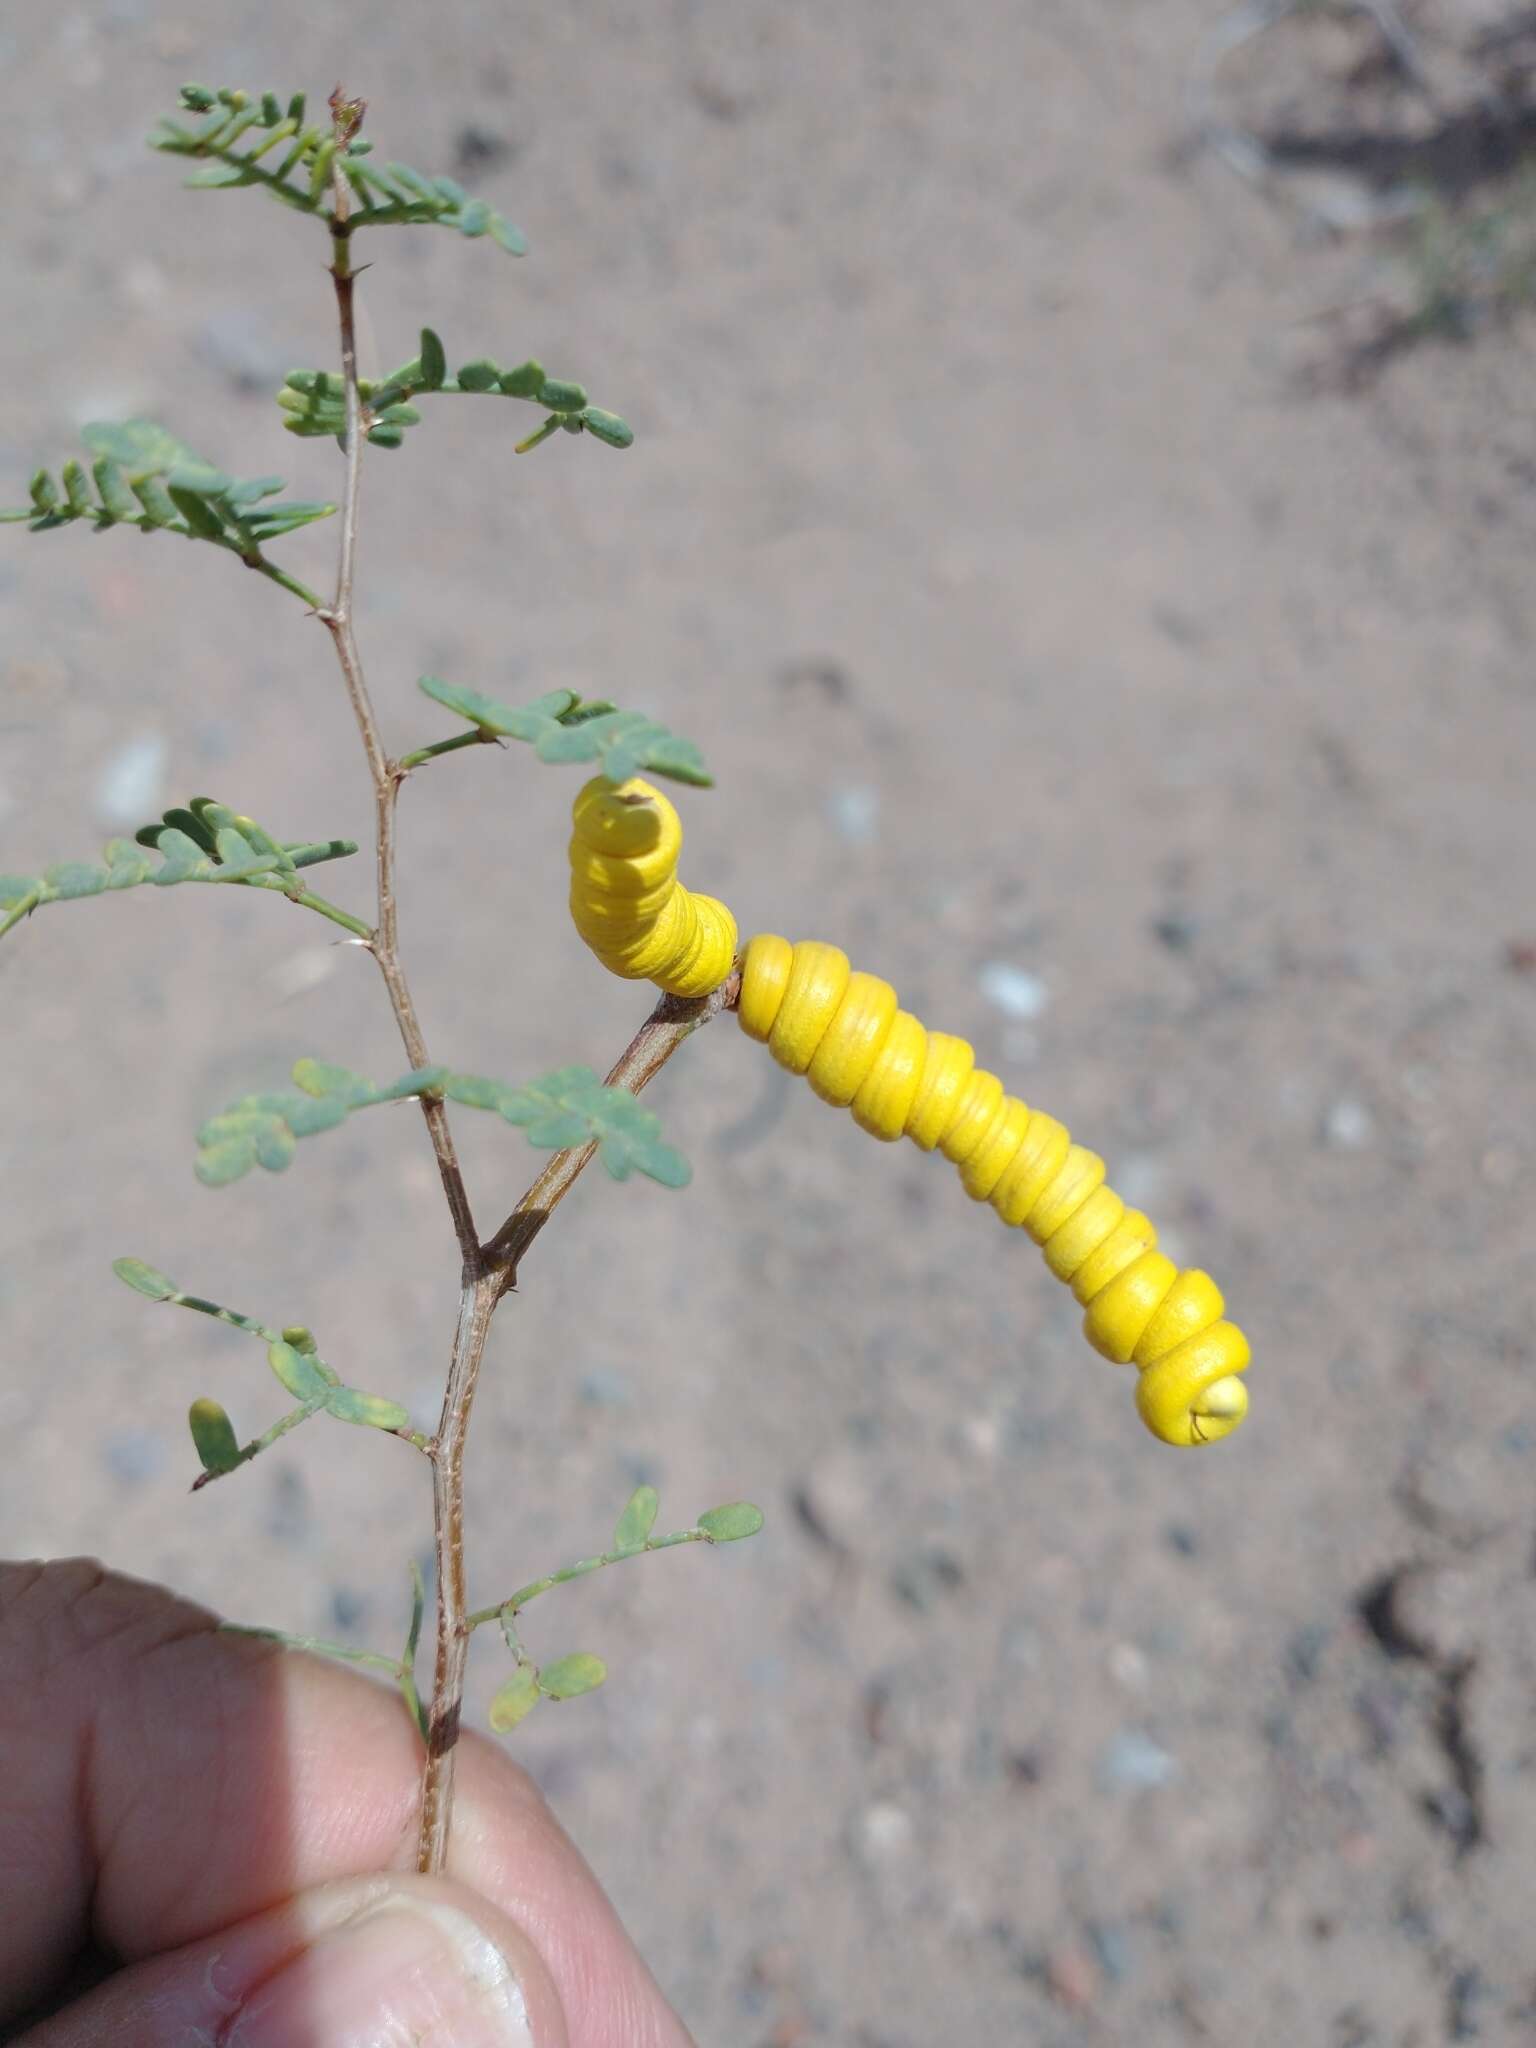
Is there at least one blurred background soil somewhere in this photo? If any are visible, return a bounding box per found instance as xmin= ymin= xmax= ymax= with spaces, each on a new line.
xmin=3 ymin=3 xmax=1535 ymax=2041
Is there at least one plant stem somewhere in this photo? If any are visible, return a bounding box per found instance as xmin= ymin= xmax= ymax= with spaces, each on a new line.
xmin=481 ymin=974 xmax=739 ymax=1292
xmin=416 ymin=1268 xmax=499 ymax=1872
xmin=464 ymin=1528 xmax=706 ymax=1628
xmin=248 ymin=553 xmax=325 ymax=608
xmin=319 ymin=121 xmax=479 ymax=1272
xmin=395 ymin=729 xmax=499 ymax=773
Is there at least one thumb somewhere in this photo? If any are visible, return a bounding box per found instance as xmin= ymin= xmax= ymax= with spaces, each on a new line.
xmin=24 ymin=1874 xmax=570 ymax=2048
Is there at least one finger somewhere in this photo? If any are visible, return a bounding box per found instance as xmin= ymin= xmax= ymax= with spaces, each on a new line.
xmin=0 ymin=1561 xmax=694 ymax=2048
xmin=18 ymin=1873 xmax=568 ymax=2048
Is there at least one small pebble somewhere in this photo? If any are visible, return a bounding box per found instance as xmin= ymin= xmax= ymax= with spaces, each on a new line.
xmin=94 ymin=734 xmax=165 ymax=827
xmin=827 ymin=784 xmax=879 ymax=844
xmin=1100 ymin=1728 xmax=1177 ymax=1790
xmin=329 ymin=1586 xmax=367 ymax=1633
xmin=888 ymin=1545 xmax=964 ymax=1613
xmin=1045 ymin=1942 xmax=1097 ymax=2010
xmin=977 ymin=962 xmax=1049 ymax=1021
xmin=1320 ymin=1097 xmax=1374 ymax=1150
xmin=1107 ymin=1642 xmax=1149 ymax=1692
xmin=1087 ymin=1921 xmax=1132 ymax=1984
xmin=266 ymin=947 xmax=340 ymax=1001
xmin=1150 ymin=911 xmax=1198 ymax=953
xmin=855 ymin=1800 xmax=913 ymax=1864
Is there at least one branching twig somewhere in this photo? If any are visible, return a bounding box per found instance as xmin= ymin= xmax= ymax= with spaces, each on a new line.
xmin=416 ymin=1268 xmax=500 ymax=1871
xmin=482 ymin=974 xmax=740 ymax=1294
xmin=413 ymin=974 xmax=738 ymax=1871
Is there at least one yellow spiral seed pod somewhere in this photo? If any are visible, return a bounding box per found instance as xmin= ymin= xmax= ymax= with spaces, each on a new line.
xmin=568 ymin=776 xmax=738 ymax=999
xmin=737 ymin=934 xmax=1250 ymax=1447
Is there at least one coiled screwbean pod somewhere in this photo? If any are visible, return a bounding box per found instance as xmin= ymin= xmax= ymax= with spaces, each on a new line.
xmin=736 ymin=936 xmax=1250 ymax=1447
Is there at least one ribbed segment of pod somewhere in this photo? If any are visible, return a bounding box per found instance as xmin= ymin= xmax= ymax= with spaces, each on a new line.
xmin=568 ymin=776 xmax=738 ymax=999
xmin=737 ymin=934 xmax=1250 ymax=1447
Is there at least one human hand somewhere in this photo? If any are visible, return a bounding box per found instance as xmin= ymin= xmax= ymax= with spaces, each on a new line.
xmin=0 ymin=1560 xmax=695 ymax=2046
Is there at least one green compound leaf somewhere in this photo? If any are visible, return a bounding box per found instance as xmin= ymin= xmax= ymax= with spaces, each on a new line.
xmin=149 ymin=86 xmax=526 ymax=255
xmin=324 ymin=1386 xmax=411 ymax=1431
xmin=276 ymin=337 xmax=628 ymax=457
xmin=441 ymin=1064 xmax=690 ymax=1186
xmin=3 ymin=421 xmax=334 ymax=587
xmin=194 ymin=1060 xmax=447 ymax=1186
xmin=189 ymin=1398 xmax=242 ymax=1476
xmin=538 ymin=1653 xmax=607 ymax=1701
xmin=1 ymin=805 xmax=358 ymax=945
xmin=612 ymin=1484 xmax=660 ymax=1557
xmin=195 ymin=1055 xmax=686 ymax=1191
xmin=416 ymin=675 xmax=710 ymax=788
xmin=697 ymin=1503 xmax=765 ymax=1543
xmin=488 ymin=1667 xmax=542 ymax=1733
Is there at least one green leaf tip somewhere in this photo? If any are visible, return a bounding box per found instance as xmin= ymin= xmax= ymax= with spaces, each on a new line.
xmin=698 ymin=1503 xmax=765 ymax=1543
xmin=488 ymin=1667 xmax=542 ymax=1733
xmin=539 ymin=1653 xmax=607 ymax=1700
xmin=112 ymin=1257 xmax=177 ymax=1301
xmin=613 ymin=1485 xmax=660 ymax=1556
xmin=415 ymin=676 xmax=710 ymax=789
xmin=579 ymin=407 xmax=634 ymax=449
xmin=189 ymin=1397 xmax=241 ymax=1476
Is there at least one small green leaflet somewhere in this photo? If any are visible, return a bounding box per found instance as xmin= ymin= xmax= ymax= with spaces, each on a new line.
xmin=188 ymin=1398 xmax=242 ymax=1476
xmin=488 ymin=1669 xmax=541 ymax=1733
xmin=613 ymin=1484 xmax=660 ymax=1556
xmin=538 ymin=1653 xmax=607 ymax=1700
xmin=697 ymin=1503 xmax=765 ymax=1543
xmin=417 ymin=675 xmax=711 ymax=788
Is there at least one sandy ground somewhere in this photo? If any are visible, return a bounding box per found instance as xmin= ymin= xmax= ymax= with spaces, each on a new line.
xmin=4 ymin=3 xmax=1536 ymax=2041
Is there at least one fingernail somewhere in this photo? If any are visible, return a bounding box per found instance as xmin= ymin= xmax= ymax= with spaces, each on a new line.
xmin=231 ymin=1887 xmax=539 ymax=2046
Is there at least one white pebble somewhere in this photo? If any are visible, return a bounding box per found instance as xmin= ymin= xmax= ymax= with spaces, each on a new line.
xmin=857 ymin=1801 xmax=914 ymax=1861
xmin=94 ymin=734 xmax=165 ymax=826
xmin=827 ymin=784 xmax=879 ymax=845
xmin=978 ymin=961 xmax=1049 ymax=1020
xmin=1321 ymin=1097 xmax=1374 ymax=1150
xmin=1100 ymin=1728 xmax=1177 ymax=1790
